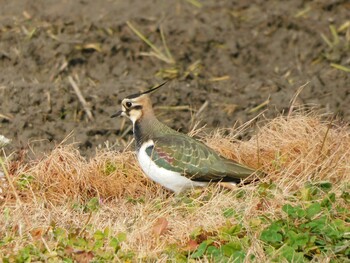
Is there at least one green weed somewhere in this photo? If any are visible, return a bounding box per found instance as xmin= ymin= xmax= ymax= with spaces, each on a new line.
xmin=160 ymin=182 xmax=350 ymax=262
xmin=1 ymin=225 xmax=129 ymax=262
xmin=260 ymin=183 xmax=350 ymax=262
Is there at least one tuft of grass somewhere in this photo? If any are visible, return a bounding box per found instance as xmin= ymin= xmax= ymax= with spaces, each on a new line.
xmin=2 ymin=145 xmax=162 ymax=204
xmin=126 ymin=21 xmax=175 ymax=65
xmin=206 ymin=112 xmax=350 ymax=186
xmin=126 ymin=22 xmax=204 ymax=80
xmin=320 ymin=22 xmax=350 ymax=72
xmin=0 ymin=112 xmax=350 ymax=261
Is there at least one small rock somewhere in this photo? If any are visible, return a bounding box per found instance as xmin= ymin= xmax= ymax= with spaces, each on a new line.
xmin=0 ymin=135 xmax=11 ymax=148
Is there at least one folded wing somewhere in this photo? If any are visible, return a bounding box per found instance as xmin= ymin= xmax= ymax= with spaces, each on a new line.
xmin=145 ymin=135 xmax=258 ymax=183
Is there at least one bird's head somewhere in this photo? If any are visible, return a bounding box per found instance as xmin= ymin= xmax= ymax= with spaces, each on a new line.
xmin=111 ymin=81 xmax=167 ymax=124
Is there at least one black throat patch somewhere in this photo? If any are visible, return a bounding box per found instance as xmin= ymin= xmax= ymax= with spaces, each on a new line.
xmin=133 ymin=120 xmax=143 ymax=149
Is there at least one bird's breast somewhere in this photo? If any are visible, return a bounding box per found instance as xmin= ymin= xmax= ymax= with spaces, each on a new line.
xmin=136 ymin=140 xmax=207 ymax=193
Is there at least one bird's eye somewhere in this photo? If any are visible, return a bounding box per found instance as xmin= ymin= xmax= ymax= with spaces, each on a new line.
xmin=125 ymin=101 xmax=132 ymax=108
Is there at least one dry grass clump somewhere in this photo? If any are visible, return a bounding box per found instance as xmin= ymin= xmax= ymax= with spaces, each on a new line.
xmin=207 ymin=112 xmax=350 ymax=188
xmin=0 ymin=112 xmax=349 ymax=261
xmin=3 ymin=144 xmax=162 ymax=204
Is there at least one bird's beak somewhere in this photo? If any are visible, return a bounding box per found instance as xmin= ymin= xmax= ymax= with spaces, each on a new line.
xmin=110 ymin=110 xmax=124 ymax=118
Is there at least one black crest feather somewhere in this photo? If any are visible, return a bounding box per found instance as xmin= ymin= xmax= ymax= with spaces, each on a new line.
xmin=126 ymin=81 xmax=168 ymax=99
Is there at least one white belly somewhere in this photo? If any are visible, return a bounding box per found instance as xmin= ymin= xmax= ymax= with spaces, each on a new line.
xmin=137 ymin=140 xmax=207 ymax=194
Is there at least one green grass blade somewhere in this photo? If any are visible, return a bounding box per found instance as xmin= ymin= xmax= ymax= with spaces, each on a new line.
xmin=160 ymin=26 xmax=175 ymax=64
xmin=330 ymin=63 xmax=350 ymax=73
xmin=127 ymin=21 xmax=174 ymax=64
xmin=320 ymin=33 xmax=333 ymax=48
xmin=184 ymin=0 xmax=202 ymax=8
xmin=329 ymin=25 xmax=339 ymax=46
xmin=126 ymin=22 xmax=163 ymax=57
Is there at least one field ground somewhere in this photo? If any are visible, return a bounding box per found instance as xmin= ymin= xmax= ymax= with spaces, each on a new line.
xmin=0 ymin=0 xmax=349 ymax=155
xmin=0 ymin=0 xmax=350 ymax=262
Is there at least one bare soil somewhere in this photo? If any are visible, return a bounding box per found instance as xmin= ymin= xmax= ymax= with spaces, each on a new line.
xmin=0 ymin=0 xmax=349 ymax=156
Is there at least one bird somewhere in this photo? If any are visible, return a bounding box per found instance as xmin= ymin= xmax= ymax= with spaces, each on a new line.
xmin=111 ymin=82 xmax=260 ymax=194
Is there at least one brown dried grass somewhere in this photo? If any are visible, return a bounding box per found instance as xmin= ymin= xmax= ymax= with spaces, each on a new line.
xmin=4 ymin=145 xmax=163 ymax=204
xmin=207 ymin=112 xmax=350 ymax=187
xmin=1 ymin=112 xmax=349 ymax=260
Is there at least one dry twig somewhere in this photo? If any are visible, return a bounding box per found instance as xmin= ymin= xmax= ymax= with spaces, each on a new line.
xmin=68 ymin=76 xmax=94 ymax=121
xmin=288 ymin=82 xmax=309 ymax=118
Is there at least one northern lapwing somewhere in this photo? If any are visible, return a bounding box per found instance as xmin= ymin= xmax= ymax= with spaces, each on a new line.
xmin=112 ymin=82 xmax=260 ymax=194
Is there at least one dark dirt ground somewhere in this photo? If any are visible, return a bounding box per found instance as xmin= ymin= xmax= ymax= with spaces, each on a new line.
xmin=0 ymin=0 xmax=349 ymax=157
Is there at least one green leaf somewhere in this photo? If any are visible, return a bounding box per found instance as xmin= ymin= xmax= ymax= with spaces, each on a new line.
xmin=74 ymin=237 xmax=88 ymax=248
xmin=103 ymin=162 xmax=117 ymax=175
xmin=206 ymin=245 xmax=221 ymax=258
xmin=86 ymin=197 xmax=100 ymax=212
xmin=220 ymin=241 xmax=242 ymax=257
xmin=53 ymin=227 xmax=67 ymax=242
xmin=305 ymin=216 xmax=327 ymax=233
xmin=16 ymin=174 xmax=34 ymax=190
xmin=220 ymin=224 xmax=242 ymax=237
xmin=223 ymin=208 xmax=235 ymax=218
xmin=323 ymin=222 xmax=343 ymax=240
xmin=110 ymin=237 xmax=120 ymax=251
xmin=231 ymin=251 xmax=246 ymax=263
xmin=286 ymin=231 xmax=309 ymax=249
xmin=235 ymin=189 xmax=246 ymax=199
xmin=260 ymin=222 xmax=283 ymax=245
xmin=315 ymin=181 xmax=332 ymax=192
xmin=164 ymin=244 xmax=187 ymax=262
xmin=104 ymin=227 xmax=110 ymax=236
xmin=94 ymin=230 xmax=105 ymax=240
xmin=333 ymin=218 xmax=347 ymax=232
xmin=306 ymin=203 xmax=321 ymax=219
xmin=109 ymin=232 xmax=127 ymax=252
xmin=321 ymin=193 xmax=336 ymax=208
xmin=282 ymin=204 xmax=296 ymax=217
xmin=94 ymin=239 xmax=104 ymax=249
xmin=278 ymin=245 xmax=305 ymax=263
xmin=117 ymin=232 xmax=127 ymax=242
xmin=191 ymin=240 xmax=212 ymax=259
xmin=295 ymin=206 xmax=306 ymax=218
xmin=282 ymin=204 xmax=306 ymax=218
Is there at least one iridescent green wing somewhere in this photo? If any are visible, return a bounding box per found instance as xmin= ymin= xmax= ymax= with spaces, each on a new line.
xmin=145 ymin=135 xmax=257 ymax=182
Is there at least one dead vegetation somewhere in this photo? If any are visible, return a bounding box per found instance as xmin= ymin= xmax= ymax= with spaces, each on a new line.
xmin=207 ymin=112 xmax=350 ymax=185
xmin=0 ymin=112 xmax=349 ymax=261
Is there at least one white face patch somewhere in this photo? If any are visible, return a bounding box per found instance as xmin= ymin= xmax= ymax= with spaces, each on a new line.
xmin=128 ymin=108 xmax=142 ymax=124
xmin=120 ymin=99 xmax=142 ymax=124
